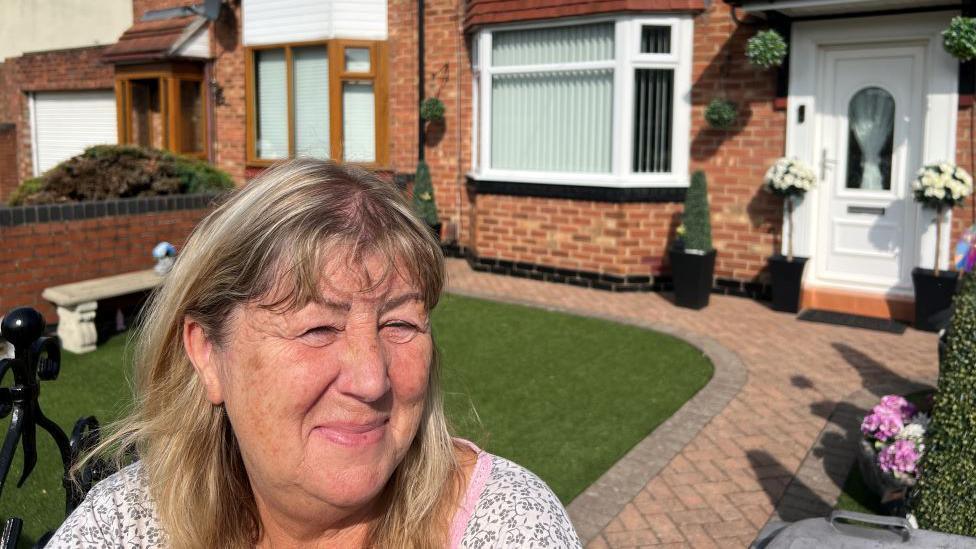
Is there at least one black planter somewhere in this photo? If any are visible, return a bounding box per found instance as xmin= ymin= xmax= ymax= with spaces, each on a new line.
xmin=912 ymin=268 xmax=959 ymax=332
xmin=669 ymin=249 xmax=716 ymax=309
xmin=768 ymin=255 xmax=808 ymax=313
xmin=428 ymin=222 xmax=442 ymax=241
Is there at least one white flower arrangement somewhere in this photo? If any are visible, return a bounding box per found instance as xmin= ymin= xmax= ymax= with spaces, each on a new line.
xmin=912 ymin=163 xmax=973 ymax=208
xmin=912 ymin=162 xmax=973 ymax=275
xmin=763 ymin=157 xmax=817 ymax=261
xmin=763 ymin=157 xmax=817 ymax=197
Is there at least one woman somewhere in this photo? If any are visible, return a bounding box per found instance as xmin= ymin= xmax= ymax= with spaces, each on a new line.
xmin=50 ymin=160 xmax=580 ymax=548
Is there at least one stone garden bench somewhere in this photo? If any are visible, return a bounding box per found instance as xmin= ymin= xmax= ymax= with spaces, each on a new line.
xmin=41 ymin=270 xmax=163 ymax=353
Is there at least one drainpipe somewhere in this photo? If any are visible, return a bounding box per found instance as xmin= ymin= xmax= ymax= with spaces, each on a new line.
xmin=418 ymin=0 xmax=425 ymax=162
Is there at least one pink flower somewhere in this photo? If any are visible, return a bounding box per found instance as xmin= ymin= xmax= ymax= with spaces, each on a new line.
xmin=861 ymin=406 xmax=904 ymax=441
xmin=880 ymin=395 xmax=918 ymax=421
xmin=878 ymin=439 xmax=921 ymax=476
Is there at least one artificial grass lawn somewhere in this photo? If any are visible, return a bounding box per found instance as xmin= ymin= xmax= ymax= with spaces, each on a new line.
xmin=2 ymin=293 xmax=713 ymax=544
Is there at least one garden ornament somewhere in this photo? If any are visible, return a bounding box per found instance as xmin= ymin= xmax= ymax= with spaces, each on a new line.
xmin=152 ymin=242 xmax=177 ymax=275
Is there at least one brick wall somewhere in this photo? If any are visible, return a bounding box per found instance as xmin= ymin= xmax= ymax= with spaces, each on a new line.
xmin=953 ymin=102 xmax=975 ymax=247
xmin=0 ymin=46 xmax=115 ymax=185
xmin=0 ymin=124 xmax=16 ymax=201
xmin=687 ymin=3 xmax=785 ymax=282
xmin=0 ymin=197 xmax=214 ymax=320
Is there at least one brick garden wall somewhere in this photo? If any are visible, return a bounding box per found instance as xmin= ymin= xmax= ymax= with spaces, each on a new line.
xmin=0 ymin=196 xmax=214 ymax=321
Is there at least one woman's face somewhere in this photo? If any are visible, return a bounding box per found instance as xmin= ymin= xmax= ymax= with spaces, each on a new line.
xmin=194 ymin=253 xmax=433 ymax=519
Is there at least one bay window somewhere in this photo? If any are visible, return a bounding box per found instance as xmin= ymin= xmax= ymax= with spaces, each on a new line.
xmin=115 ymin=63 xmax=206 ymax=158
xmin=246 ymin=41 xmax=388 ymax=166
xmin=471 ymin=16 xmax=692 ymax=187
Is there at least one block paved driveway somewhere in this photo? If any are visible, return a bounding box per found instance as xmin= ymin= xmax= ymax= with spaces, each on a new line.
xmin=443 ymin=258 xmax=940 ymax=548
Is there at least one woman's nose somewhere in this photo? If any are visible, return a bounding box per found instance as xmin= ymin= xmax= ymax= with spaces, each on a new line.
xmin=336 ymin=329 xmax=391 ymax=402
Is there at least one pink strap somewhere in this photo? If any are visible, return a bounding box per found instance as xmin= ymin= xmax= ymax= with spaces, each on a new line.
xmin=448 ymin=439 xmax=493 ymax=549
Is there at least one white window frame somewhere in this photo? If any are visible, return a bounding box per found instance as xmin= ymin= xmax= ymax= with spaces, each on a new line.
xmin=469 ymin=14 xmax=693 ymax=188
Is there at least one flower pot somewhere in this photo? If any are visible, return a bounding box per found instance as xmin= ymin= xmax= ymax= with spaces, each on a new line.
xmin=768 ymin=255 xmax=808 ymax=313
xmin=669 ymin=248 xmax=716 ymax=310
xmin=428 ymin=222 xmax=442 ymax=242
xmin=912 ymin=268 xmax=959 ymax=332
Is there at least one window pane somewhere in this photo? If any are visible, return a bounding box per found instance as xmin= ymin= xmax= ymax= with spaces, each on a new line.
xmin=492 ymin=23 xmax=614 ymax=66
xmin=255 ymin=49 xmax=288 ymax=159
xmin=130 ymin=79 xmax=163 ymax=149
xmin=293 ymin=46 xmax=330 ymax=159
xmin=342 ymin=82 xmax=375 ymax=162
xmin=632 ymin=69 xmax=673 ymax=173
xmin=345 ymin=47 xmax=371 ymax=73
xmin=179 ymin=80 xmax=204 ymax=154
xmin=640 ymin=26 xmax=671 ymax=54
xmin=491 ymin=69 xmax=613 ymax=173
xmin=846 ymin=86 xmax=894 ymax=191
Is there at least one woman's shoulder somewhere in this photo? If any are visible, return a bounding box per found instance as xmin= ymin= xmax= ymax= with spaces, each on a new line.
xmin=456 ymin=449 xmax=582 ymax=548
xmin=47 ymin=461 xmax=165 ymax=548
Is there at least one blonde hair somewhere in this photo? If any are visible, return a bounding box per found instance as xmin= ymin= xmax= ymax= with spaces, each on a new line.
xmin=78 ymin=159 xmax=459 ymax=548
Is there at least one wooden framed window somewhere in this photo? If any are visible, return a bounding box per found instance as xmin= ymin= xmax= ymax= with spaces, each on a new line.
xmin=115 ymin=62 xmax=207 ymax=158
xmin=245 ymin=40 xmax=389 ymax=168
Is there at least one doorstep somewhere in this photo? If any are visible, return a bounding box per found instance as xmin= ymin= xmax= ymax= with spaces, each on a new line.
xmin=800 ymin=286 xmax=914 ymax=323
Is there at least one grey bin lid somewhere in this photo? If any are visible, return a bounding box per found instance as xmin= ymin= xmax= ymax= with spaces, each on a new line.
xmin=751 ymin=511 xmax=976 ymax=548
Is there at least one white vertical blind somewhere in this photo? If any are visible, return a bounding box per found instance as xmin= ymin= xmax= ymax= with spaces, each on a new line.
xmin=492 ymin=70 xmax=613 ymax=172
xmin=342 ymin=82 xmax=375 ymax=162
xmin=293 ymin=46 xmax=330 ymax=159
xmin=492 ymin=23 xmax=614 ymax=66
xmin=255 ymin=49 xmax=288 ymax=159
xmin=489 ymin=23 xmax=614 ymax=173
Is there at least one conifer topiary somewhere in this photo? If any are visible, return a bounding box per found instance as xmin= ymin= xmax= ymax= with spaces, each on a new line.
xmin=682 ymin=171 xmax=713 ymax=252
xmin=912 ymin=272 xmax=976 ymax=535
xmin=411 ymin=160 xmax=439 ymax=227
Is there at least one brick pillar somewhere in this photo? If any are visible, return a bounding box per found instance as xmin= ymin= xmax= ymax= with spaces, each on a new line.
xmin=0 ymin=123 xmax=17 ymax=202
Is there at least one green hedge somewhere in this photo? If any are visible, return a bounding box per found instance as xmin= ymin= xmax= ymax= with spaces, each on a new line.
xmin=8 ymin=145 xmax=233 ymax=205
xmin=912 ymin=273 xmax=976 ymax=535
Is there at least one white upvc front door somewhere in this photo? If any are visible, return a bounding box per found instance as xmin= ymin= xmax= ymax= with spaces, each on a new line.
xmin=814 ymin=45 xmax=924 ymax=295
xmin=786 ymin=12 xmax=959 ymax=301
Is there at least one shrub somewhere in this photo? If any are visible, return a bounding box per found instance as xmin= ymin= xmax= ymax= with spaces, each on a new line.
xmin=411 ymin=160 xmax=439 ymax=227
xmin=704 ymin=99 xmax=737 ymax=130
xmin=912 ymin=273 xmax=976 ymax=535
xmin=746 ymin=30 xmax=788 ymax=69
xmin=682 ymin=171 xmax=712 ymax=252
xmin=8 ymin=145 xmax=233 ymax=205
xmin=420 ymin=97 xmax=445 ymax=122
xmin=943 ymin=16 xmax=976 ymax=61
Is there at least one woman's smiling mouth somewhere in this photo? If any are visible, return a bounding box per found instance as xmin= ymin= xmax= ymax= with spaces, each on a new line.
xmin=314 ymin=419 xmax=389 ymax=447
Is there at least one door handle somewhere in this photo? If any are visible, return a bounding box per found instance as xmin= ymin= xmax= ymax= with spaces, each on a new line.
xmin=820 ymin=148 xmax=836 ymax=181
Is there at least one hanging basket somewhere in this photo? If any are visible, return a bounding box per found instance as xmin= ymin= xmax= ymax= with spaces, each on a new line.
xmin=704 ymin=99 xmax=737 ymax=130
xmin=943 ymin=16 xmax=976 ymax=61
xmin=420 ymin=97 xmax=445 ymax=122
xmin=746 ymin=30 xmax=788 ymax=69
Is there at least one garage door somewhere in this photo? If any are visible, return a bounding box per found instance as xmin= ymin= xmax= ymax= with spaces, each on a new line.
xmin=32 ymin=90 xmax=117 ymax=175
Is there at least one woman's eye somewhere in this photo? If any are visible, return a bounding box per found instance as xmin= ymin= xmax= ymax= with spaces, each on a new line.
xmin=298 ymin=326 xmax=341 ymax=346
xmin=381 ymin=321 xmax=421 ymax=343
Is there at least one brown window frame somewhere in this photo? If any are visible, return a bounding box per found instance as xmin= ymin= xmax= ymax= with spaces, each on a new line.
xmin=245 ymin=39 xmax=389 ymax=169
xmin=114 ymin=62 xmax=208 ymax=159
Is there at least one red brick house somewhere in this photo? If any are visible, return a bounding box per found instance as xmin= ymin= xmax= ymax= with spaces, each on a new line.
xmin=1 ymin=0 xmax=974 ymax=322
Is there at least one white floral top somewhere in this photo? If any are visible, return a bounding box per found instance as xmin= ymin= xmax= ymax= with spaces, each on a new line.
xmin=49 ymin=441 xmax=581 ymax=548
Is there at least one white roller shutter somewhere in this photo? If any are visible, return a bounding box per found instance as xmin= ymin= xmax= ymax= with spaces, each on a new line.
xmin=32 ymin=90 xmax=117 ymax=175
